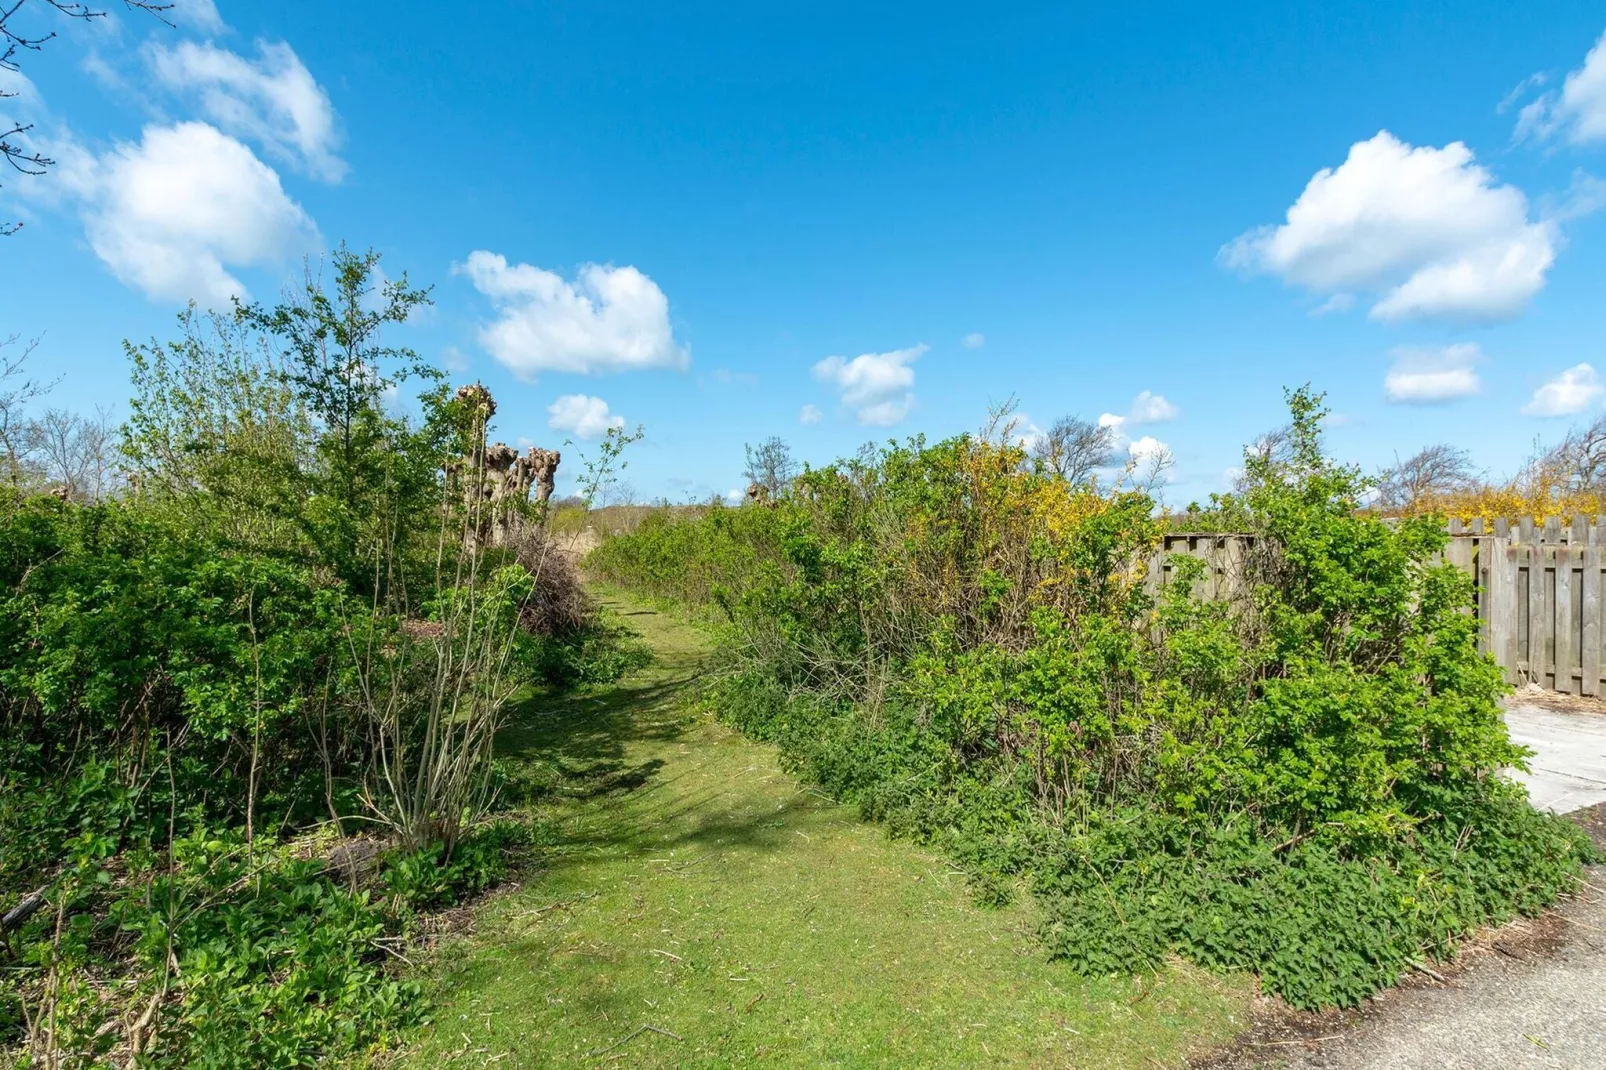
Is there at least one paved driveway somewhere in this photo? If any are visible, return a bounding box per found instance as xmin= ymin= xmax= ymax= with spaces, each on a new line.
xmin=1505 ymin=703 xmax=1606 ymax=814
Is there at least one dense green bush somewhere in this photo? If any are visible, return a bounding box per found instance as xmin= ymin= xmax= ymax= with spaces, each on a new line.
xmin=592 ymin=388 xmax=1594 ymax=1008
xmin=2 ymin=248 xmax=650 ymax=1065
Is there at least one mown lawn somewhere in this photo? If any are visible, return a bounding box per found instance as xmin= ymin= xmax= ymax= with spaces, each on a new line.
xmin=399 ymin=591 xmax=1253 ymax=1068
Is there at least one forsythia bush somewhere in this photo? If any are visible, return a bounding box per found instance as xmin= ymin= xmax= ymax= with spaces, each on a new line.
xmin=591 ymin=387 xmax=1594 ymax=1008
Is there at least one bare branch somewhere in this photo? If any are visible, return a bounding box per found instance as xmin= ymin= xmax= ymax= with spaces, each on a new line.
xmin=1376 ymin=444 xmax=1479 ymax=512
xmin=1031 ymin=414 xmax=1115 ymax=484
xmin=1 ymin=0 xmax=173 ymax=233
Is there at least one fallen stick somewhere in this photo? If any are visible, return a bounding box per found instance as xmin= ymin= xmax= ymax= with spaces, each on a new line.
xmin=583 ymin=1023 xmax=683 ymax=1059
xmin=1 ymin=890 xmax=46 ymax=933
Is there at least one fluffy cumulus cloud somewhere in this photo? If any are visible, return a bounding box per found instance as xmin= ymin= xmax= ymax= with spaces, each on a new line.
xmin=798 ymin=403 xmax=823 ymax=426
xmin=458 ymin=252 xmax=689 ymax=381
xmin=1516 ymin=29 xmax=1606 ymax=146
xmin=1128 ymin=389 xmax=1179 ymax=423
xmin=52 ymin=121 xmax=318 ymax=306
xmin=1128 ymin=435 xmax=1169 ymax=464
xmin=1221 ymin=131 xmax=1555 ymax=324
xmin=1522 ymin=364 xmax=1604 ymax=417
xmin=812 ymin=345 xmax=925 ymax=426
xmin=547 ymin=394 xmax=625 ymax=440
xmin=1097 ymin=389 xmax=1179 ymax=452
xmin=148 ymin=40 xmax=345 ymax=182
xmin=961 ymin=332 xmax=986 ymax=349
xmin=1383 ymin=343 xmax=1483 ymax=404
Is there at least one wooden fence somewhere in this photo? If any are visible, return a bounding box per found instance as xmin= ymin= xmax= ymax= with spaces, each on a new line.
xmin=1152 ymin=518 xmax=1606 ymax=696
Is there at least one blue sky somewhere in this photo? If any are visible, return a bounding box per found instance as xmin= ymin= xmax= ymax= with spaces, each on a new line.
xmin=5 ymin=0 xmax=1606 ymax=505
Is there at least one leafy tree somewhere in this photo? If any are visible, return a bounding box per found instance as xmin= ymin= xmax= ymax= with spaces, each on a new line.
xmin=234 ymin=245 xmax=441 ymax=595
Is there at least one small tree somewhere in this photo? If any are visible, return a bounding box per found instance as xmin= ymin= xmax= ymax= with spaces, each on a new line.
xmin=234 ymin=245 xmax=439 ymax=596
xmin=575 ymin=423 xmax=645 ymax=508
xmin=743 ymin=436 xmax=799 ymax=498
xmin=1031 ymin=415 xmax=1113 ymax=484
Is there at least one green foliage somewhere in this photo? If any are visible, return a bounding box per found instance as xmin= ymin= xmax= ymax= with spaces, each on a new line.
xmin=382 ymin=820 xmax=531 ymax=910
xmin=595 ymin=388 xmax=1594 ymax=1009
xmin=520 ymin=611 xmax=653 ymax=689
xmin=573 ymin=423 xmax=645 ymax=508
xmin=2 ymin=246 xmax=652 ymax=1064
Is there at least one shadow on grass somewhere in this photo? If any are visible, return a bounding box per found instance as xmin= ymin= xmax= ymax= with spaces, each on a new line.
xmin=493 ymin=643 xmax=831 ymax=873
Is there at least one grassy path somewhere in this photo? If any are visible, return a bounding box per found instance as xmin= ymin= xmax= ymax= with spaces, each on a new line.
xmin=403 ymin=591 xmax=1253 ymax=1068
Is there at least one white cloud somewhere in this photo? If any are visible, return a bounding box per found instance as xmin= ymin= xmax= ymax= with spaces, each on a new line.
xmin=1498 ymin=72 xmax=1549 ymax=115
xmin=812 ymin=345 xmax=924 ymax=426
xmin=148 ymin=40 xmax=345 ymax=182
xmin=1 ymin=68 xmax=44 ymax=112
xmin=547 ymin=394 xmax=626 ymax=440
xmin=1383 ymin=343 xmax=1483 ymax=404
xmin=1128 ymin=435 xmax=1170 ymax=463
xmin=1097 ymin=390 xmax=1179 ymax=451
xmin=1097 ymin=412 xmax=1130 ymax=451
xmin=799 ymin=403 xmax=823 ymax=426
xmin=458 ymin=252 xmax=689 ymax=380
xmin=1221 ymin=131 xmax=1555 ymax=324
xmin=1522 ymin=364 xmax=1604 ymax=417
xmin=55 ymin=121 xmax=317 ymax=306
xmin=1012 ymin=413 xmax=1047 ymax=451
xmin=1543 ymin=170 xmax=1606 ymax=223
xmin=961 ymin=332 xmax=986 ymax=349
xmin=1515 ymin=29 xmax=1606 ymax=146
xmin=1129 ymin=390 xmax=1179 ymax=423
xmin=169 ymin=0 xmax=227 ymax=35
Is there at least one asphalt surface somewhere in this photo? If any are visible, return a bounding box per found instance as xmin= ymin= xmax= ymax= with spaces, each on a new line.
xmin=1213 ymin=703 xmax=1606 ymax=1070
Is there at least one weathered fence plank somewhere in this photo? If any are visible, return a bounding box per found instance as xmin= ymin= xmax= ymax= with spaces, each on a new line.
xmin=1556 ymin=548 xmax=1574 ymax=694
xmin=1583 ymin=546 xmax=1600 ymax=696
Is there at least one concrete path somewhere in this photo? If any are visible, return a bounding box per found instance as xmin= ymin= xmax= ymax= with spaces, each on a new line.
xmin=1219 ymin=704 xmax=1606 ymax=1069
xmin=1506 ymin=703 xmax=1606 ymax=814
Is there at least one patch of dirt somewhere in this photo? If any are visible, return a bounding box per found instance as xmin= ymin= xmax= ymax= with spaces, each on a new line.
xmin=1568 ymin=800 xmax=1606 ymax=851
xmin=1505 ymin=683 xmax=1606 ymax=717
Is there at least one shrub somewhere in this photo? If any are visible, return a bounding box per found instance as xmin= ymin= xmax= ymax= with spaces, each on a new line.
xmin=597 ymin=388 xmax=1594 ymax=1008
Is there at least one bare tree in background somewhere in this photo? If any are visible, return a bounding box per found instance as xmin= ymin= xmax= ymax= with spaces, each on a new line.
xmin=29 ymin=405 xmax=119 ymax=499
xmin=1376 ymin=444 xmax=1479 ymax=512
xmin=1540 ymin=413 xmax=1606 ymax=493
xmin=743 ymin=436 xmax=798 ymax=499
xmin=2 ymin=1 xmax=172 ymax=234
xmin=0 ymin=333 xmax=54 ymax=484
xmin=1232 ymin=424 xmax=1295 ymax=494
xmin=1129 ymin=442 xmax=1175 ymax=496
xmin=1031 ymin=415 xmax=1114 ymax=484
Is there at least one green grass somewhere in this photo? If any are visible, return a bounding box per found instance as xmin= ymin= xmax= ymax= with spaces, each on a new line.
xmin=399 ymin=590 xmax=1254 ymax=1068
